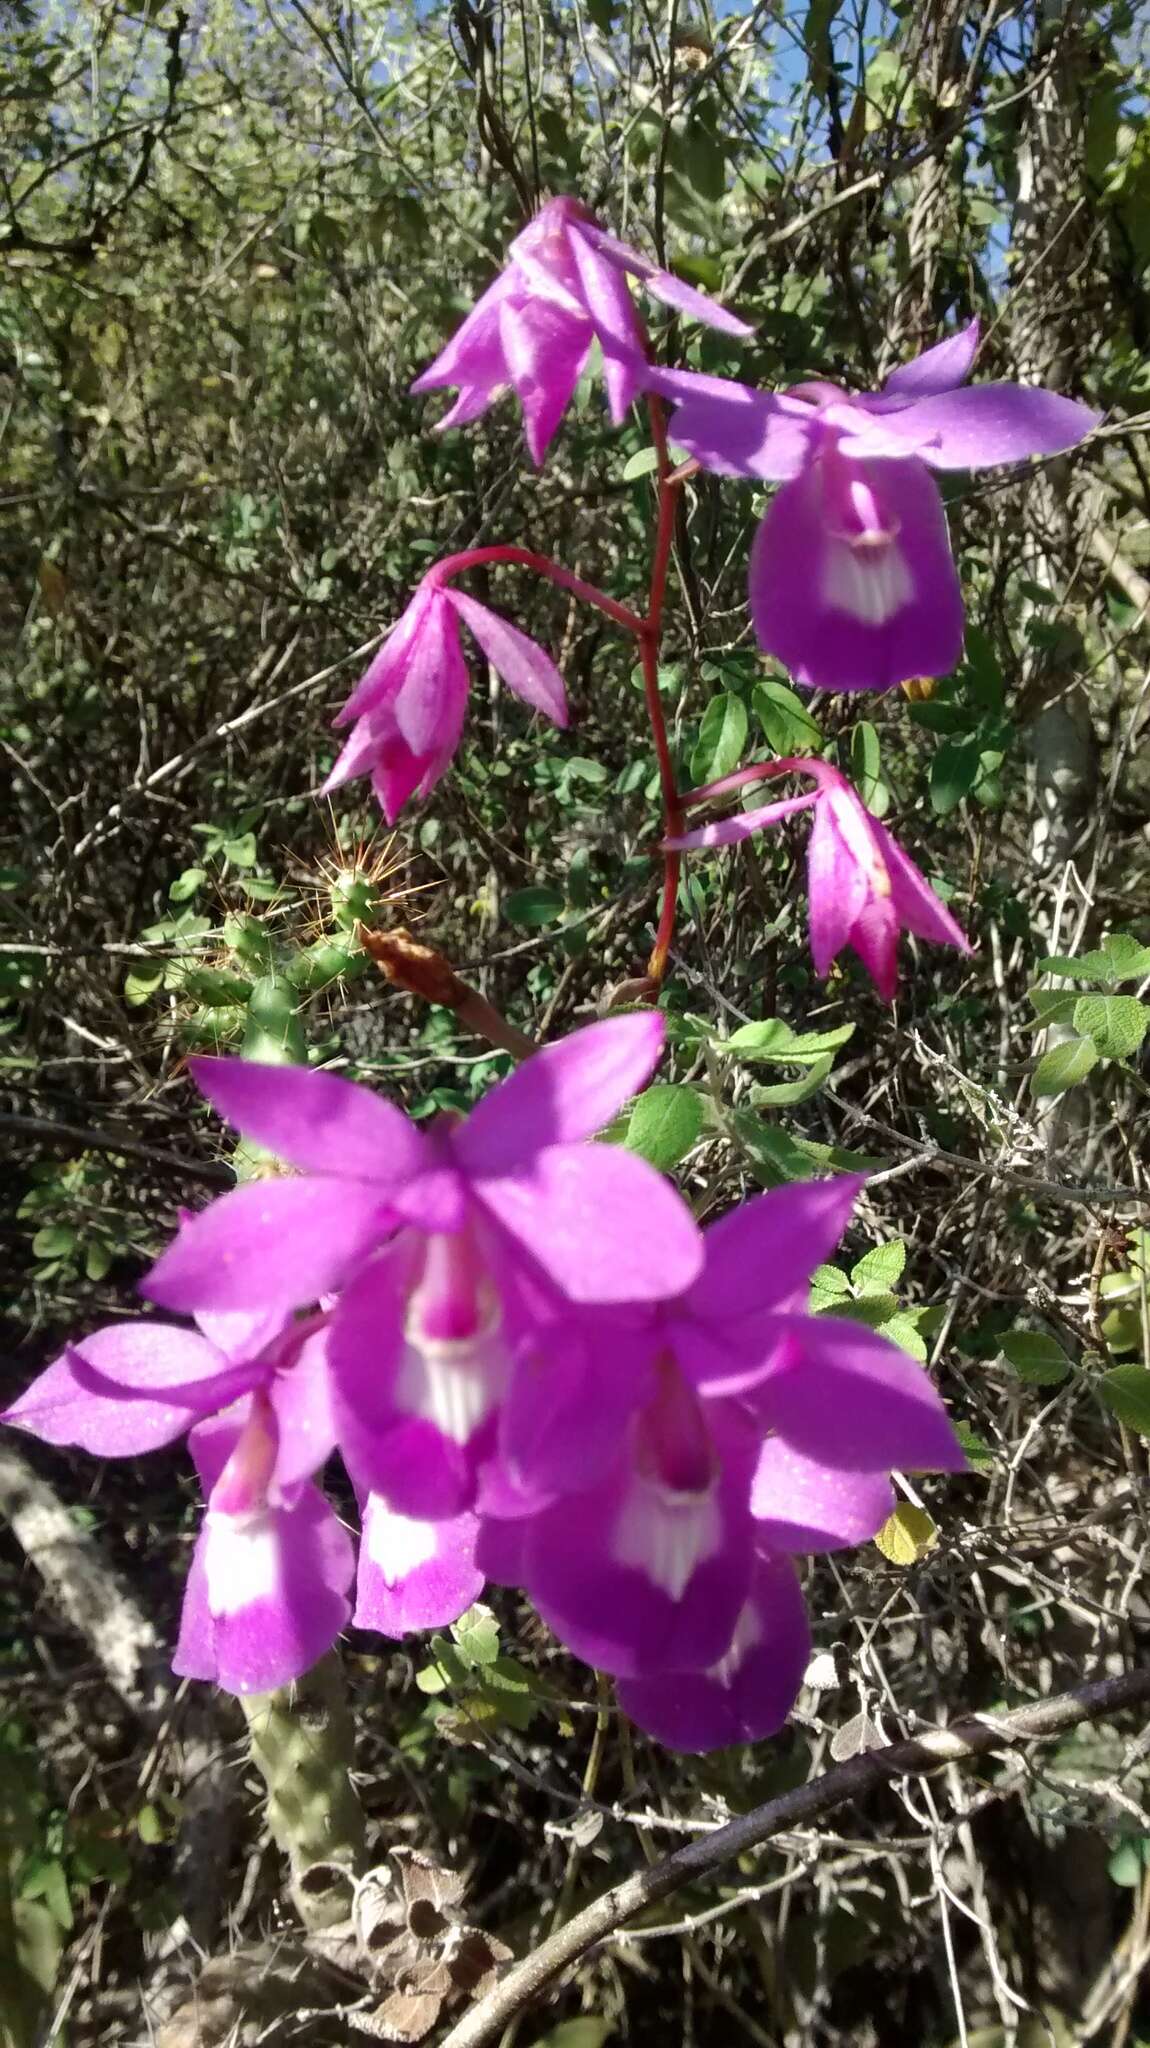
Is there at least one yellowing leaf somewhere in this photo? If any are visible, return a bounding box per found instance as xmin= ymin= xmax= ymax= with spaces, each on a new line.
xmin=874 ymin=1503 xmax=937 ymax=1566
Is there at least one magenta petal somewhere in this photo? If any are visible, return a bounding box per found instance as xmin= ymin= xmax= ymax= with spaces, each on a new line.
xmin=335 ymin=586 xmax=437 ymax=728
xmin=650 ymin=366 xmax=813 ymax=480
xmin=72 ymin=1320 xmax=229 ymax=1392
xmin=665 ymin=792 xmax=817 ymax=851
xmin=500 ymin=1311 xmax=658 ymax=1504
xmin=874 ymin=821 xmax=971 ymax=953
xmin=173 ymin=1484 xmax=354 ymax=1695
xmin=807 ymin=797 xmax=869 ymax=980
xmin=187 ymin=1057 xmax=431 ymax=1183
xmin=881 ymin=319 xmax=981 ymax=398
xmin=266 ymin=1328 xmax=338 ymax=1490
xmin=354 ymin=1499 xmax=483 ymax=1635
xmin=2 ymin=1348 xmax=204 ymax=1455
xmin=764 ymin=1315 xmax=967 ymax=1472
xmin=142 ymin=1177 xmax=389 ymax=1314
xmin=751 ymin=1437 xmax=895 ymax=1550
xmin=410 ymin=272 xmax=513 ymax=394
xmin=874 ymin=383 xmax=1099 ymax=471
xmin=476 ymin=1143 xmax=703 ymax=1303
xmin=387 ymin=590 xmax=469 ymax=758
xmin=750 ymin=457 xmax=965 ymax=694
xmin=456 ymin=1014 xmax=667 ymax=1173
xmin=686 ymin=1180 xmax=864 ymax=1330
xmin=498 ymin=296 xmax=591 ymax=464
xmin=617 ymin=1551 xmax=809 ymax=1752
xmin=587 ymin=225 xmax=753 ymax=339
xmin=447 ymin=592 xmax=568 ymax=725
xmin=192 ymin=1305 xmax=288 ymax=1363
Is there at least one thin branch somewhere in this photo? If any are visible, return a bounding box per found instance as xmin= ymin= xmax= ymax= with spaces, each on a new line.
xmin=1 ymin=1109 xmax=232 ymax=1187
xmin=440 ymin=1668 xmax=1150 ymax=2048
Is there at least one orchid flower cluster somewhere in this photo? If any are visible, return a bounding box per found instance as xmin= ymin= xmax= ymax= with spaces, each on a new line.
xmin=324 ymin=193 xmax=1096 ymax=1000
xmin=4 ymin=1017 xmax=967 ymax=1752
xmin=4 ymin=199 xmax=1097 ymax=1756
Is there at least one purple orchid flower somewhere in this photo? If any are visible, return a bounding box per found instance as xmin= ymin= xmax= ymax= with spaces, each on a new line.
xmin=478 ymin=1179 xmax=965 ymax=1705
xmin=2 ymin=1307 xmax=353 ymax=1695
xmin=323 ymin=575 xmax=567 ymax=823
xmin=667 ymin=759 xmax=970 ymax=1002
xmin=411 ymin=195 xmax=751 ymax=465
xmin=142 ymin=1015 xmax=704 ymax=1519
xmin=651 ymin=321 xmax=1098 ymax=692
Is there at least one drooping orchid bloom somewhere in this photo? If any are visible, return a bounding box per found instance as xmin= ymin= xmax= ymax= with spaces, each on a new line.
xmin=666 ymin=759 xmax=970 ymax=1002
xmin=143 ymin=1016 xmax=704 ymax=1520
xmin=650 ymin=322 xmax=1098 ymax=692
xmin=324 ymin=575 xmax=567 ymax=823
xmin=477 ymin=1179 xmax=965 ymax=1740
xmin=0 ymin=1307 xmax=353 ymax=1694
xmin=412 ymin=195 xmax=751 ymax=464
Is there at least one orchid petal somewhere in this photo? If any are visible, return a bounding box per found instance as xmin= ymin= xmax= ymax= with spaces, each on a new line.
xmin=186 ymin=1057 xmax=432 ymax=1184
xmin=764 ymin=1315 xmax=967 ymax=1472
xmin=863 ymin=383 xmax=1099 ymax=471
xmin=616 ymin=1551 xmax=809 ymax=1752
xmin=354 ymin=1500 xmax=484 ymax=1635
xmin=2 ymin=1348 xmax=209 ymax=1455
xmin=447 ymin=592 xmax=568 ymax=725
xmin=664 ymin=791 xmax=817 ymax=851
xmin=476 ymin=1143 xmax=703 ymax=1302
xmin=587 ymin=227 xmax=753 ymax=338
xmin=174 ymin=1482 xmax=354 ymax=1695
xmin=875 ymin=821 xmax=971 ymax=953
xmin=650 ymin=366 xmax=813 ymax=480
xmin=456 ymin=1013 xmax=667 ymax=1174
xmin=882 ymin=319 xmax=981 ymax=398
xmin=751 ymin=1437 xmax=895 ymax=1550
xmin=142 ymin=1176 xmax=390 ymax=1314
xmin=686 ymin=1181 xmax=865 ymax=1328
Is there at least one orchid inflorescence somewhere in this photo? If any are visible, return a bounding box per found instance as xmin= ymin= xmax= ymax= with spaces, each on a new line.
xmin=5 ymin=1017 xmax=966 ymax=1751
xmin=329 ymin=191 xmax=1095 ymax=1003
xmin=5 ymin=197 xmax=1097 ymax=1751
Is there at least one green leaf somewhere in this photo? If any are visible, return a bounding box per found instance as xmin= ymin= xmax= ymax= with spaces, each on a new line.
xmin=749 ymin=1054 xmax=834 ymax=1106
xmin=955 ymin=1424 xmax=995 ymax=1472
xmin=1108 ymin=1838 xmax=1150 ymax=1888
xmin=625 ymin=1083 xmax=703 ymax=1172
xmin=534 ymin=2023 xmax=615 ymax=2048
xmin=689 ymin=691 xmax=748 ymax=787
xmin=1102 ymin=1306 xmax=1143 ymax=1355
xmin=851 ymin=1241 xmax=906 ymax=1293
xmin=849 ymin=721 xmax=884 ymax=810
xmin=1026 ymin=988 xmax=1081 ymax=1028
xmin=753 ymin=679 xmax=822 ymax=756
xmin=222 ymin=831 xmax=258 ymax=868
xmin=1100 ymin=1365 xmax=1150 ymax=1435
xmin=999 ymin=1330 xmax=1072 ymax=1385
xmin=874 ymin=1503 xmax=937 ymax=1565
xmin=723 ymin=1017 xmax=854 ymax=1063
xmin=621 ymin=445 xmax=658 ymax=482
xmin=136 ymin=1803 xmax=165 ymax=1845
xmin=84 ymin=1240 xmax=113 ymax=1282
xmin=1037 ymin=934 xmax=1150 ymax=983
xmin=1030 ymin=1035 xmax=1099 ymax=1098
xmin=811 ymin=1262 xmax=851 ymax=1297
xmin=453 ymin=1604 xmax=500 ymax=1668
xmin=124 ymin=963 xmax=165 ymax=1007
xmin=32 ymin=1226 xmax=77 ymax=1260
xmin=168 ymin=866 xmax=207 ymax=903
xmin=504 ymin=886 xmax=565 ymax=928
xmin=930 ymin=738 xmax=982 ymax=815
xmin=1072 ymin=992 xmax=1149 ymax=1061
xmin=881 ymin=1314 xmax=928 ymax=1361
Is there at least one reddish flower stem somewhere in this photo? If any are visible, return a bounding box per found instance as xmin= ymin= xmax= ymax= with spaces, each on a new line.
xmin=435 ymin=412 xmax=690 ymax=992
xmin=641 ymin=393 xmax=686 ymax=986
xmin=430 ymin=546 xmax=644 ymax=636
